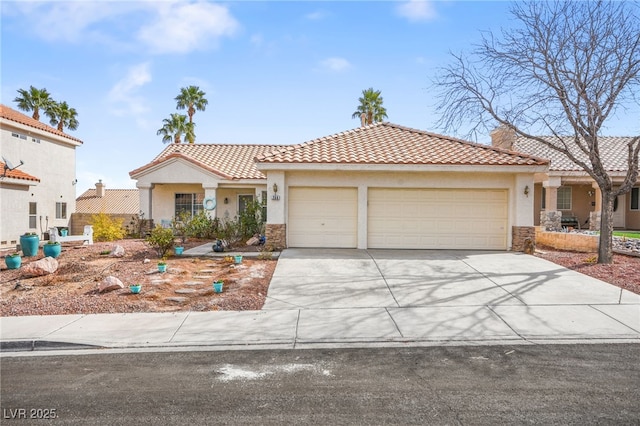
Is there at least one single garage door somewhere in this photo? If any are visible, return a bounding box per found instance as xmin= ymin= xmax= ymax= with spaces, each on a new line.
xmin=368 ymin=188 xmax=507 ymax=250
xmin=288 ymin=187 xmax=358 ymax=248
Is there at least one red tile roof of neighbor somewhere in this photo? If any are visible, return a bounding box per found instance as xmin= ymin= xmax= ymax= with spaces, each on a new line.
xmin=129 ymin=144 xmax=285 ymax=180
xmin=0 ymin=104 xmax=83 ymax=144
xmin=76 ymin=189 xmax=140 ymax=215
xmin=0 ymin=162 xmax=40 ymax=182
xmin=514 ymin=136 xmax=638 ymax=172
xmin=256 ymin=122 xmax=549 ymax=166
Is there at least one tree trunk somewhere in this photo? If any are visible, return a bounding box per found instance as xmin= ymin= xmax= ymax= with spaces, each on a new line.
xmin=598 ymin=191 xmax=615 ymax=264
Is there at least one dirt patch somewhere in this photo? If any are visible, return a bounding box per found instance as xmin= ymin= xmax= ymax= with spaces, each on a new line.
xmin=0 ymin=239 xmax=276 ymax=317
xmin=535 ymin=247 xmax=640 ymax=295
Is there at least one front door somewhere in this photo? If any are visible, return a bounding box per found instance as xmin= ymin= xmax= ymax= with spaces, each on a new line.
xmin=238 ymin=194 xmax=254 ymax=215
xmin=613 ymin=194 xmax=625 ymax=228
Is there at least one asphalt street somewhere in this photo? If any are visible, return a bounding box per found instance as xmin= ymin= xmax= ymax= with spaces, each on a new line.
xmin=2 ymin=344 xmax=639 ymax=425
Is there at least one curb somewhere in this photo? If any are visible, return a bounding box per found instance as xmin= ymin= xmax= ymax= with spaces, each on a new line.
xmin=0 ymin=340 xmax=102 ymax=353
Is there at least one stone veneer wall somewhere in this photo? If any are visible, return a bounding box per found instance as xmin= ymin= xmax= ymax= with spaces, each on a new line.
xmin=265 ymin=224 xmax=287 ymax=251
xmin=535 ymin=227 xmax=598 ymax=252
xmin=512 ymin=226 xmax=535 ymax=253
xmin=540 ymin=210 xmax=562 ymax=231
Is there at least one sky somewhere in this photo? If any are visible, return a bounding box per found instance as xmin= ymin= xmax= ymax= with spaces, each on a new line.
xmin=2 ymin=0 xmax=639 ymax=196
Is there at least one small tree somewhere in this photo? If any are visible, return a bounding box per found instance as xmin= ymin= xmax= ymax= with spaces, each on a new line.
xmin=434 ymin=0 xmax=640 ymax=264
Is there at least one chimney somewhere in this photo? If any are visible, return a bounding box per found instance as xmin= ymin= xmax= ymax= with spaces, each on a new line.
xmin=490 ymin=125 xmax=516 ymax=150
xmin=360 ymin=113 xmax=366 ymax=127
xmin=96 ymin=180 xmax=105 ymax=198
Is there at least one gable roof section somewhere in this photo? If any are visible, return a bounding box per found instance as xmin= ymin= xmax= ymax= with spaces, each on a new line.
xmin=0 ymin=161 xmax=40 ymax=182
xmin=0 ymin=104 xmax=83 ymax=144
xmin=129 ymin=144 xmax=284 ymax=180
xmin=76 ymin=189 xmax=139 ymax=215
xmin=513 ymin=136 xmax=636 ymax=172
xmin=256 ymin=122 xmax=548 ymax=167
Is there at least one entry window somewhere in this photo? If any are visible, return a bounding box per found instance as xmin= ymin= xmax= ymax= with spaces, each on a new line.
xmin=631 ymin=188 xmax=639 ymax=211
xmin=56 ymin=202 xmax=67 ymax=219
xmin=238 ymin=194 xmax=254 ymax=215
xmin=557 ymin=186 xmax=572 ymax=210
xmin=175 ymin=193 xmax=204 ymax=217
xmin=29 ymin=202 xmax=37 ymax=229
xmin=541 ymin=187 xmax=546 ymax=209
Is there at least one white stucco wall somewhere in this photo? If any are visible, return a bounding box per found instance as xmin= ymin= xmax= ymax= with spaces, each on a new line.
xmin=264 ymin=169 xmax=538 ymax=250
xmin=0 ymin=120 xmax=80 ymax=247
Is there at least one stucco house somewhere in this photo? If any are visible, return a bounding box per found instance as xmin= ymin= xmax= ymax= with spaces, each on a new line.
xmin=491 ymin=127 xmax=640 ymax=231
xmin=0 ymin=104 xmax=83 ymax=248
xmin=130 ymin=123 xmax=548 ymax=251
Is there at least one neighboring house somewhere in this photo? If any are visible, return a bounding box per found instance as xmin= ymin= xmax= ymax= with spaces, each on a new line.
xmin=74 ymin=180 xmax=140 ymax=235
xmin=0 ymin=104 xmax=83 ymax=248
xmin=491 ymin=127 xmax=640 ymax=231
xmin=129 ymin=144 xmax=284 ymax=229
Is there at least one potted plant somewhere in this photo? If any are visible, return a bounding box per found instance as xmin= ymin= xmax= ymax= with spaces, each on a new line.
xmin=129 ymin=284 xmax=142 ymax=294
xmin=157 ymin=260 xmax=167 ymax=273
xmin=172 ymin=213 xmax=187 ymax=256
xmin=4 ymin=253 xmax=22 ymax=269
xmin=43 ymin=240 xmax=62 ymax=258
xmin=174 ymin=246 xmax=184 ymax=256
xmin=213 ymin=280 xmax=224 ymax=293
xmin=60 ymin=228 xmax=69 ymax=237
xmin=19 ymin=232 xmax=39 ymax=257
xmin=233 ymin=255 xmax=243 ymax=264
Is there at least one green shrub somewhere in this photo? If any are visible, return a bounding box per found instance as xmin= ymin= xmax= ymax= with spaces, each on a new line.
xmin=90 ymin=213 xmax=126 ymax=242
xmin=184 ymin=210 xmax=217 ymax=239
xmin=146 ymin=226 xmax=175 ymax=258
xmin=238 ymin=200 xmax=265 ymax=240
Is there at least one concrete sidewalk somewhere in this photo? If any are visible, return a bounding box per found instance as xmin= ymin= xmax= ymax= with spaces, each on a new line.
xmin=1 ymin=249 xmax=639 ymax=354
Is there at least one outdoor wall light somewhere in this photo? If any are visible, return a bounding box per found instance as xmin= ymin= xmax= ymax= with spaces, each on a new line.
xmin=273 ymin=183 xmax=278 ymax=193
xmin=224 ymin=197 xmax=229 ymax=204
xmin=524 ymin=185 xmax=530 ymax=197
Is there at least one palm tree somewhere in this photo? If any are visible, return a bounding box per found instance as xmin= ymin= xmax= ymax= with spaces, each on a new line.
xmin=13 ymin=86 xmax=54 ymax=121
xmin=351 ymin=87 xmax=388 ymax=126
xmin=175 ymin=86 xmax=207 ymax=143
xmin=157 ymin=113 xmax=191 ymax=144
xmin=46 ymin=101 xmax=79 ymax=132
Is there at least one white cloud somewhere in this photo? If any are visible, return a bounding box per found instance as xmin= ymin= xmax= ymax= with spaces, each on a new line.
xmin=108 ymin=63 xmax=152 ymax=119
xmin=320 ymin=57 xmax=352 ymax=72
xmin=137 ymin=2 xmax=239 ymax=54
xmin=305 ymin=10 xmax=328 ymax=21
xmin=396 ymin=1 xmax=438 ymax=22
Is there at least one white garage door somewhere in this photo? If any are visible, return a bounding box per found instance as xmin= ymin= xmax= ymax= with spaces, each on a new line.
xmin=368 ymin=188 xmax=507 ymax=250
xmin=288 ymin=187 xmax=358 ymax=248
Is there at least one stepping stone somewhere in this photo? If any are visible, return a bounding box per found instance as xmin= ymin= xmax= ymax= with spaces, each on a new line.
xmin=175 ymin=288 xmax=196 ymax=294
xmin=193 ymin=275 xmax=215 ymax=280
xmin=198 ymin=269 xmax=216 ymax=273
xmin=166 ymin=297 xmax=188 ymax=304
xmin=150 ymin=279 xmax=172 ymax=285
xmin=184 ymin=281 xmax=205 ymax=286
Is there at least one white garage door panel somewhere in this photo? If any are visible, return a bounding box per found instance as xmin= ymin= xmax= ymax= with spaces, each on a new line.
xmin=368 ymin=188 xmax=507 ymax=250
xmin=288 ymin=187 xmax=357 ymax=248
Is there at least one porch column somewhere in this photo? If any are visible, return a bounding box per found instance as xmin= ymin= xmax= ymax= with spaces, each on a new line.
xmin=541 ymin=177 xmax=562 ymax=231
xmin=136 ymin=183 xmax=153 ymax=220
xmin=589 ymin=182 xmax=602 ymax=230
xmin=202 ymin=184 xmax=218 ymax=219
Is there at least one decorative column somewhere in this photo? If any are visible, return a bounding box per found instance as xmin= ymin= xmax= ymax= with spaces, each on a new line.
xmin=540 ymin=177 xmax=562 ymax=231
xmin=202 ymin=184 xmax=218 ymax=219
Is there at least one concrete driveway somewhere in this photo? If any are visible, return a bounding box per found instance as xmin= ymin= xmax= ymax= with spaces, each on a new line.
xmin=263 ymin=249 xmax=640 ymax=344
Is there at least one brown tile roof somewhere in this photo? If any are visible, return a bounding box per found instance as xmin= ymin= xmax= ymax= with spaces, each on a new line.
xmin=76 ymin=189 xmax=140 ymax=215
xmin=0 ymin=161 xmax=40 ymax=182
xmin=129 ymin=144 xmax=285 ymax=180
xmin=256 ymin=122 xmax=549 ymax=166
xmin=0 ymin=104 xmax=83 ymax=144
xmin=513 ymin=136 xmax=638 ymax=172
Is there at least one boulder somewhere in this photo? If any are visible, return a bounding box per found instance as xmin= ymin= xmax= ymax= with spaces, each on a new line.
xmin=99 ymin=276 xmax=124 ymax=293
xmin=111 ymin=245 xmax=125 ymax=257
xmin=246 ymin=236 xmax=260 ymax=246
xmin=22 ymin=257 xmax=58 ymax=277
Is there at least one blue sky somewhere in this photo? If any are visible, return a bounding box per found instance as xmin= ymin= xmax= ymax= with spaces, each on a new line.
xmin=2 ymin=1 xmax=638 ymax=195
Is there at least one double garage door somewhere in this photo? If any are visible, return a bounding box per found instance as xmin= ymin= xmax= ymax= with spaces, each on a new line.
xmin=288 ymin=187 xmax=507 ymax=250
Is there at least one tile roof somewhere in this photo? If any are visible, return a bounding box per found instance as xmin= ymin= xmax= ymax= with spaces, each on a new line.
xmin=0 ymin=161 xmax=40 ymax=182
xmin=256 ymin=122 xmax=548 ymax=167
xmin=513 ymin=136 xmax=638 ymax=172
xmin=0 ymin=104 xmax=83 ymax=144
xmin=129 ymin=144 xmax=285 ymax=180
xmin=76 ymin=189 xmax=140 ymax=215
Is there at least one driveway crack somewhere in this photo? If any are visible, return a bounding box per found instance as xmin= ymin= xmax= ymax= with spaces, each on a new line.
xmin=365 ymin=249 xmax=401 ymax=307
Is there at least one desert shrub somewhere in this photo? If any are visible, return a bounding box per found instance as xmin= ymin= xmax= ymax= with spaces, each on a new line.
xmin=90 ymin=213 xmax=126 ymax=242
xmin=216 ymin=218 xmax=243 ymax=248
xmin=238 ymin=200 xmax=265 ymax=240
xmin=146 ymin=226 xmax=175 ymax=258
xmin=184 ymin=210 xmax=217 ymax=239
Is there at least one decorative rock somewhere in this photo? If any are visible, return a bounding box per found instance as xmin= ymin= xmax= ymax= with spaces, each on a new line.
xmin=167 ymin=297 xmax=188 ymax=304
xmin=111 ymin=245 xmax=125 ymax=257
xmin=99 ymin=276 xmax=124 ymax=293
xmin=184 ymin=281 xmax=205 ymax=286
xmin=21 ymin=257 xmax=59 ymax=277
xmin=246 ymin=236 xmax=260 ymax=246
xmin=143 ymin=258 xmax=150 ymax=264
xmin=175 ymin=288 xmax=196 ymax=294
